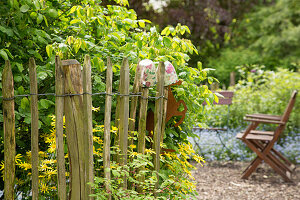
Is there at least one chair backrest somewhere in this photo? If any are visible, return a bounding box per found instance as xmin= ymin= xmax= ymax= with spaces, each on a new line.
xmin=281 ymin=90 xmax=298 ymax=123
xmin=202 ymin=91 xmax=234 ymax=105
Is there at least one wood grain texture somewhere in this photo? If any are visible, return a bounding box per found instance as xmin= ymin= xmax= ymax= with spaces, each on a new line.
xmin=29 ymin=58 xmax=39 ymax=200
xmin=153 ymin=62 xmax=165 ymax=189
xmin=137 ymin=87 xmax=149 ymax=193
xmin=83 ymin=55 xmax=94 ymax=199
xmin=118 ymin=58 xmax=130 ymax=189
xmin=103 ymin=57 xmax=113 ymax=200
xmin=3 ymin=60 xmax=15 ymax=200
xmin=128 ymin=62 xmax=141 ymax=146
xmin=113 ymin=76 xmax=121 ymax=163
xmin=160 ymin=87 xmax=168 ymax=144
xmin=55 ymin=56 xmax=67 ymax=200
xmin=63 ymin=60 xmax=86 ymax=199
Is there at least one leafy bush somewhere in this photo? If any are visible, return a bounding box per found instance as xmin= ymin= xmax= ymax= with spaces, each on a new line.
xmin=0 ymin=0 xmax=216 ymax=160
xmin=206 ymin=0 xmax=300 ymax=86
xmin=1 ymin=115 xmax=205 ymax=199
xmin=230 ymin=67 xmax=300 ymax=132
xmin=193 ymin=67 xmax=300 ymax=163
xmin=205 ymin=67 xmax=300 ymax=131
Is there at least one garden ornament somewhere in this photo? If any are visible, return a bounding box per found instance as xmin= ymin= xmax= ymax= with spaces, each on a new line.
xmin=138 ymin=59 xmax=157 ymax=87
xmin=146 ymin=61 xmax=187 ymax=151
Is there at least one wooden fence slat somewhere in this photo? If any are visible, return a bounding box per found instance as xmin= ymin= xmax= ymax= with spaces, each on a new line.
xmin=128 ymin=62 xmax=141 ymax=146
xmin=113 ymin=76 xmax=121 ymax=163
xmin=103 ymin=57 xmax=113 ymax=200
xmin=55 ymin=56 xmax=67 ymax=200
xmin=3 ymin=60 xmax=15 ymax=200
xmin=137 ymin=87 xmax=149 ymax=192
xmin=83 ymin=55 xmax=94 ymax=199
xmin=118 ymin=58 xmax=130 ymax=189
xmin=153 ymin=61 xmax=165 ymax=189
xmin=62 ymin=59 xmax=86 ymax=199
xmin=230 ymin=71 xmax=235 ymax=87
xmin=160 ymin=87 xmax=169 ymax=143
xmin=29 ymin=58 xmax=39 ymax=200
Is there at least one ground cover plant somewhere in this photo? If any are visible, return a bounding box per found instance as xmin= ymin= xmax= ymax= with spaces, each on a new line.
xmin=0 ymin=0 xmax=215 ymax=198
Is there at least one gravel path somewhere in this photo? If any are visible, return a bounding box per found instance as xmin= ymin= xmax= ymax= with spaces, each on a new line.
xmin=192 ymin=161 xmax=300 ymax=200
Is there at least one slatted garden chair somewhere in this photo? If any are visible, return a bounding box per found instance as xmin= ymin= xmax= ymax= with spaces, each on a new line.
xmin=236 ymin=90 xmax=298 ymax=182
xmin=193 ymin=91 xmax=234 ymax=153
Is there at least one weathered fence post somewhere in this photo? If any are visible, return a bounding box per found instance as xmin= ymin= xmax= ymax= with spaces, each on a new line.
xmin=29 ymin=58 xmax=39 ymax=200
xmin=62 ymin=59 xmax=86 ymax=199
xmin=103 ymin=57 xmax=113 ymax=200
xmin=153 ymin=62 xmax=165 ymax=189
xmin=230 ymin=71 xmax=235 ymax=87
xmin=3 ymin=60 xmax=15 ymax=200
xmin=55 ymin=56 xmax=67 ymax=200
xmin=211 ymin=82 xmax=219 ymax=90
xmin=128 ymin=62 xmax=141 ymax=146
xmin=83 ymin=55 xmax=94 ymax=199
xmin=118 ymin=58 xmax=130 ymax=189
xmin=137 ymin=86 xmax=149 ymax=192
xmin=160 ymin=86 xmax=169 ymax=143
xmin=113 ymin=77 xmax=121 ymax=163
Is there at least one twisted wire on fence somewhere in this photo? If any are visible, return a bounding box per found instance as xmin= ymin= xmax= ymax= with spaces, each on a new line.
xmin=0 ymin=92 xmax=168 ymax=101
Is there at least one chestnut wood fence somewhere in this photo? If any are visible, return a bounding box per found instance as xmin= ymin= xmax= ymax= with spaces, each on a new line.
xmin=1 ymin=55 xmax=167 ymax=200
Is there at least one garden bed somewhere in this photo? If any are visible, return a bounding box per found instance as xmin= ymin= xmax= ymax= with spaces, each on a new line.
xmin=193 ymin=161 xmax=300 ymax=200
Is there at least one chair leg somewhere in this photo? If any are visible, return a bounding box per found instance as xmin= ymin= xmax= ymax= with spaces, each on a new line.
xmin=263 ymin=154 xmax=292 ymax=182
xmin=242 ymin=156 xmax=262 ymax=179
xmin=271 ymin=148 xmax=296 ymax=171
xmin=253 ymin=141 xmax=294 ymax=173
xmin=245 ymin=140 xmax=293 ymax=182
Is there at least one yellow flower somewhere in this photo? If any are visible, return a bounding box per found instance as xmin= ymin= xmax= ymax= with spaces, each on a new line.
xmin=18 ymin=162 xmax=32 ymax=171
xmin=39 ymin=151 xmax=47 ymax=157
xmin=178 ymin=125 xmax=182 ymax=131
xmin=129 ymin=152 xmax=139 ymax=157
xmin=111 ymin=126 xmax=118 ymax=133
xmin=93 ymin=136 xmax=103 ymax=144
xmin=193 ymin=155 xmax=205 ymax=166
xmin=42 ymin=159 xmax=56 ymax=164
xmin=145 ymin=148 xmax=155 ymax=154
xmin=92 ymin=106 xmax=100 ymax=112
xmin=15 ymin=154 xmax=23 ymax=164
xmin=129 ymin=144 xmax=136 ymax=149
xmin=40 ymin=182 xmax=49 ymax=194
xmin=0 ymin=161 xmax=4 ymax=171
xmin=45 ymin=170 xmax=57 ymax=176
xmin=40 ymin=164 xmax=51 ymax=171
xmin=48 ymin=143 xmax=56 ymax=153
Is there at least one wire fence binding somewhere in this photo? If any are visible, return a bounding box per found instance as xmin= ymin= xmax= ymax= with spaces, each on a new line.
xmin=0 ymin=92 xmax=167 ymax=101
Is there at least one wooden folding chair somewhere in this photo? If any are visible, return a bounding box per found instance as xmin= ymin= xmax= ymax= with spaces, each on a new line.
xmin=236 ymin=90 xmax=298 ymax=182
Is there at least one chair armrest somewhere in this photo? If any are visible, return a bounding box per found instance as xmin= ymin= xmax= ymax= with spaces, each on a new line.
xmin=245 ymin=114 xmax=281 ymax=121
xmin=244 ymin=117 xmax=285 ymax=124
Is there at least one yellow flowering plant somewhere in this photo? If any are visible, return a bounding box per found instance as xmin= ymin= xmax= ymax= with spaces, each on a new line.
xmin=1 ymin=113 xmax=204 ymax=199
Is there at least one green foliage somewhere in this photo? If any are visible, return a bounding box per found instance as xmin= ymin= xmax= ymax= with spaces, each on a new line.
xmin=0 ymin=1 xmax=217 ymax=161
xmin=0 ymin=117 xmax=204 ymax=199
xmin=91 ymin=142 xmax=203 ymax=200
xmin=207 ymin=0 xmax=300 ymax=86
xmin=205 ymin=67 xmax=300 ymax=133
xmin=0 ymin=0 xmax=215 ymax=194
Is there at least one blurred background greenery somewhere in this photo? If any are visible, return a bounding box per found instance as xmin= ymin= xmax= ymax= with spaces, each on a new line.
xmin=125 ymin=0 xmax=300 ymax=86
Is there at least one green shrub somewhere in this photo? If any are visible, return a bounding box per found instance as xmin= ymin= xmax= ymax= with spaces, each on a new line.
xmin=206 ymin=67 xmax=300 ymax=134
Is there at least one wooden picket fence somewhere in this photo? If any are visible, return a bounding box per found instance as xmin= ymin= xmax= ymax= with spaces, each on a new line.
xmin=1 ymin=55 xmax=167 ymax=199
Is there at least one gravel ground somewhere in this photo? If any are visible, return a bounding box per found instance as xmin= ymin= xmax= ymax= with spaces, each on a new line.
xmin=192 ymin=161 xmax=300 ymax=200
